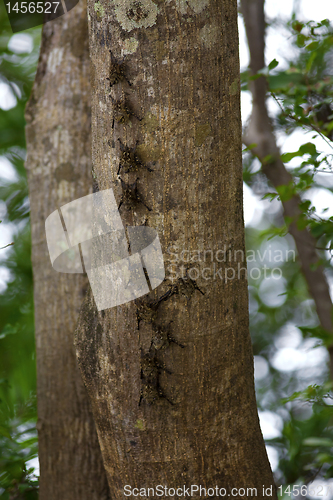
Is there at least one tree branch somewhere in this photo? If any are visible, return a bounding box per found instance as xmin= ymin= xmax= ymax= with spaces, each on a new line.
xmin=240 ymin=0 xmax=333 ymax=376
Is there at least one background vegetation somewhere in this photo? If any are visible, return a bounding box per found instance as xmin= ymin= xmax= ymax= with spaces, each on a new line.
xmin=0 ymin=2 xmax=40 ymax=497
xmin=241 ymin=12 xmax=333 ymax=492
xmin=1 ymin=0 xmax=333 ymax=498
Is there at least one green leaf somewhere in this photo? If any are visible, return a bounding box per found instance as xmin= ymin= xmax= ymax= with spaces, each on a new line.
xmin=292 ymin=21 xmax=304 ymax=32
xmin=268 ymin=59 xmax=279 ymax=70
xmin=0 ymin=426 xmax=12 ymax=439
xmin=303 ymin=437 xmax=333 ymax=447
xmin=276 ymin=182 xmax=295 ymax=202
xmin=299 ymin=142 xmax=317 ymax=156
xmin=242 ymin=143 xmax=257 ymax=152
xmin=299 ymin=325 xmax=333 ymax=346
xmin=281 ymin=152 xmax=298 ymax=163
xmin=262 ymin=192 xmax=279 ymax=201
xmin=306 ymin=41 xmax=320 ymax=51
xmin=268 ymin=71 xmax=303 ymax=90
xmin=296 ymin=33 xmax=309 ymax=47
xmin=299 ymin=200 xmax=312 ymax=211
xmin=316 ymin=453 xmax=333 ymax=464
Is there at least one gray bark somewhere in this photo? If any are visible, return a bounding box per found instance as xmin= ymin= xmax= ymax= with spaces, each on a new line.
xmin=24 ymin=2 xmax=110 ymax=498
xmin=74 ymin=0 xmax=277 ymax=497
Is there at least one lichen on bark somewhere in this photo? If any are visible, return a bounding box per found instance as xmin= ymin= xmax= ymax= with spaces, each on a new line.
xmin=112 ymin=0 xmax=159 ymax=31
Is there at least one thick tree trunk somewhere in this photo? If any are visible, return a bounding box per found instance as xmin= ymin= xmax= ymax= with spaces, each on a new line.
xmin=74 ymin=0 xmax=277 ymax=497
xmin=24 ymin=3 xmax=110 ymax=499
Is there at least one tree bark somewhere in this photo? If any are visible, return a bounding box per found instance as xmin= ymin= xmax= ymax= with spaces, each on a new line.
xmin=74 ymin=0 xmax=277 ymax=497
xmin=24 ymin=3 xmax=110 ymax=499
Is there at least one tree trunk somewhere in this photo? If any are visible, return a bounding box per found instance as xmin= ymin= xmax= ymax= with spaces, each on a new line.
xmin=74 ymin=0 xmax=277 ymax=497
xmin=24 ymin=3 xmax=110 ymax=499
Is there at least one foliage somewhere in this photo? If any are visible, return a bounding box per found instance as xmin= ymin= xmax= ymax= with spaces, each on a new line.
xmin=0 ymin=2 xmax=41 ymax=498
xmin=242 ymin=9 xmax=333 ymax=494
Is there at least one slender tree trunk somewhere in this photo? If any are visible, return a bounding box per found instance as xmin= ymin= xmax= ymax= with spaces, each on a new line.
xmin=24 ymin=3 xmax=110 ymax=499
xmin=75 ymin=0 xmax=277 ymax=497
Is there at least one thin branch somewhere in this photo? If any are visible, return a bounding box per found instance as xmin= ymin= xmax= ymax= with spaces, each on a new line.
xmin=0 ymin=242 xmax=14 ymax=250
xmin=271 ymin=92 xmax=333 ymax=151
